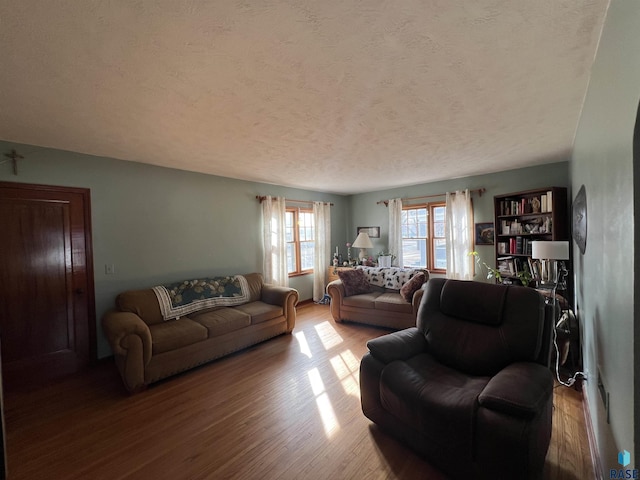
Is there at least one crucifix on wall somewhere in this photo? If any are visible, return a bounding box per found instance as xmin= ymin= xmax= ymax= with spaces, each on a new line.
xmin=3 ymin=149 xmax=23 ymax=175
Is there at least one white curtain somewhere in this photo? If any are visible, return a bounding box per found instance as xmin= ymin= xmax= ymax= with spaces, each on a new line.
xmin=313 ymin=202 xmax=331 ymax=301
xmin=388 ymin=198 xmax=404 ymax=267
xmin=445 ymin=189 xmax=474 ymax=280
xmin=261 ymin=196 xmax=288 ymax=287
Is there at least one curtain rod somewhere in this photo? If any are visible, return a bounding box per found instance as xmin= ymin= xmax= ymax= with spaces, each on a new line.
xmin=377 ymin=187 xmax=486 ymax=206
xmin=255 ymin=196 xmax=333 ymax=206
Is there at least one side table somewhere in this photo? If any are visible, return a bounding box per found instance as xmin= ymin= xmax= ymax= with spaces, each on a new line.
xmin=327 ymin=266 xmax=353 ymax=284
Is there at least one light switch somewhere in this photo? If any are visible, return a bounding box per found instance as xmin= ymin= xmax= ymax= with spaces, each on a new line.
xmin=105 ymin=264 xmax=116 ymax=275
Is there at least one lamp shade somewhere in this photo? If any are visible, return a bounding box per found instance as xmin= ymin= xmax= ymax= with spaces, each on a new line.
xmin=352 ymin=232 xmax=373 ymax=249
xmin=531 ymin=241 xmax=569 ymax=260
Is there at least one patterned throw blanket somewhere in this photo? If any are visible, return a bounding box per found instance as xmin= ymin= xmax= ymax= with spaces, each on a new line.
xmin=153 ymin=275 xmax=249 ymax=321
xmin=356 ymin=266 xmax=424 ymax=290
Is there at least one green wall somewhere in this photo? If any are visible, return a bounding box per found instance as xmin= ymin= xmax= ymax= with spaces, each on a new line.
xmin=570 ymin=0 xmax=640 ymax=471
xmin=0 ymin=140 xmax=349 ymax=358
xmin=348 ymin=161 xmax=569 ymax=281
xmin=0 ymin=141 xmax=569 ymax=360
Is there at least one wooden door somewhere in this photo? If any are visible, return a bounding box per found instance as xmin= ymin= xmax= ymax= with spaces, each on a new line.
xmin=0 ymin=182 xmax=95 ymax=389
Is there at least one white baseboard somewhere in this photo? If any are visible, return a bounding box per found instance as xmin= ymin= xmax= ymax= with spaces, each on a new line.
xmin=582 ymin=387 xmax=604 ymax=480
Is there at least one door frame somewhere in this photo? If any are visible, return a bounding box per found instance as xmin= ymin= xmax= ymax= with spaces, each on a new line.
xmin=0 ymin=181 xmax=97 ymax=363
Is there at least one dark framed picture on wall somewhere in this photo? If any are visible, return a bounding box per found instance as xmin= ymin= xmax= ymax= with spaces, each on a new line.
xmin=357 ymin=226 xmax=380 ymax=238
xmin=475 ymin=222 xmax=495 ymax=245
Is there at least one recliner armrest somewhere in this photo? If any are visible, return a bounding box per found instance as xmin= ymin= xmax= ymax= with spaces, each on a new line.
xmin=478 ymin=362 xmax=553 ymax=419
xmin=366 ymin=327 xmax=427 ymax=364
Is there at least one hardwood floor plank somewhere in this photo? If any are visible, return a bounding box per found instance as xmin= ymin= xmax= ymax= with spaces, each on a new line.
xmin=3 ymin=304 xmax=593 ymax=479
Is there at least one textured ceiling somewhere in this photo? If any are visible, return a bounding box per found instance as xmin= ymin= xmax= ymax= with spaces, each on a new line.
xmin=0 ymin=1 xmax=609 ymax=194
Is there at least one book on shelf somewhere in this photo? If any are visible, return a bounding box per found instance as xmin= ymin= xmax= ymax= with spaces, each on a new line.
xmin=513 ymin=257 xmax=522 ymax=274
xmin=500 ymin=236 xmax=532 ymax=255
xmin=546 ymin=190 xmax=553 ymax=212
xmin=497 ymin=256 xmax=515 ymax=275
xmin=528 ymin=257 xmax=542 ymax=282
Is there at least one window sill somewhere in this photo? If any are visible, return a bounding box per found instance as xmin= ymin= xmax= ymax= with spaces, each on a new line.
xmin=288 ymin=271 xmax=313 ymax=278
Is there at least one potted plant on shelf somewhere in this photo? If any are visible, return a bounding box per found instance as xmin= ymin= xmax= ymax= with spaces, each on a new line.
xmin=517 ymin=268 xmax=532 ymax=287
xmin=468 ymin=251 xmax=503 ymax=284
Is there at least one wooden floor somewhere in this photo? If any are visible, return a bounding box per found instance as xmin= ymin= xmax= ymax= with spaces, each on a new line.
xmin=4 ymin=304 xmax=594 ymax=479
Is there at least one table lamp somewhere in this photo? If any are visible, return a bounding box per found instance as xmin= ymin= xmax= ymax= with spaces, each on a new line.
xmin=531 ymin=241 xmax=584 ymax=388
xmin=352 ymin=232 xmax=373 ymax=261
xmin=531 ymin=240 xmax=569 ymax=286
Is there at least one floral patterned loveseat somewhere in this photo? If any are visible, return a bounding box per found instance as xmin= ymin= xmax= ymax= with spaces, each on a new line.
xmin=327 ymin=266 xmax=429 ymax=330
xmin=102 ymin=273 xmax=298 ymax=393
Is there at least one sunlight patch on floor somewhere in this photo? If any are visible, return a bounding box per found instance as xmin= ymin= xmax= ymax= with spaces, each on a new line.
xmin=316 ymin=393 xmax=340 ymax=439
xmin=330 ymin=350 xmax=361 ymax=398
xmin=314 ymin=321 xmax=344 ymax=350
xmin=295 ymin=331 xmax=312 ymax=358
xmin=307 ymin=368 xmax=325 ymax=396
xmin=307 ymin=367 xmax=340 ymax=438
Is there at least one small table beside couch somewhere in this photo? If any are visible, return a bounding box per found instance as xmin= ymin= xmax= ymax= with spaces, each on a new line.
xmin=327 ymin=266 xmax=429 ymax=330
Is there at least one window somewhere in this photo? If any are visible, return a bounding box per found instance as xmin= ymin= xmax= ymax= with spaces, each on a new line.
xmin=401 ymin=206 xmax=428 ymax=268
xmin=401 ymin=202 xmax=446 ymax=272
xmin=430 ymin=203 xmax=447 ymax=271
xmin=285 ymin=208 xmax=314 ymax=275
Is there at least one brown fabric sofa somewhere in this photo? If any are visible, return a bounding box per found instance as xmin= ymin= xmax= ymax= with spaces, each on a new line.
xmin=102 ymin=273 xmax=298 ymax=393
xmin=327 ymin=267 xmax=429 ymax=330
xmin=360 ymin=278 xmax=553 ymax=479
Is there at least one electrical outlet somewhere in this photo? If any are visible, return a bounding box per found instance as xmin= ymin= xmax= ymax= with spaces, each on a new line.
xmin=105 ymin=264 xmax=116 ymax=275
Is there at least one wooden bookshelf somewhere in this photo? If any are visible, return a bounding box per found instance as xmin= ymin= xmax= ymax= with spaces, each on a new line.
xmin=493 ymin=187 xmax=568 ymax=285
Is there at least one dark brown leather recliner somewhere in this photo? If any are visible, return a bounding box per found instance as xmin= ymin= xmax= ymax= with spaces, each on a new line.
xmin=360 ymin=278 xmax=553 ymax=480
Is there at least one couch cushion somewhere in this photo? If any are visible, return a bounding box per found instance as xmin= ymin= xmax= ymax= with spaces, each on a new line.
xmin=235 ymin=301 xmax=284 ymax=324
xmin=342 ymin=292 xmax=382 ymax=308
xmin=400 ymin=272 xmax=426 ymax=302
xmin=243 ymin=273 xmax=264 ymax=302
xmin=374 ymin=293 xmax=414 ymax=313
xmin=421 ymin=279 xmax=546 ymax=376
xmin=440 ymin=279 xmax=507 ymax=326
xmin=148 ymin=318 xmax=208 ymax=355
xmin=380 ymin=353 xmax=490 ymax=456
xmin=189 ymin=307 xmax=251 ymax=337
xmin=338 ymin=269 xmax=372 ymax=297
